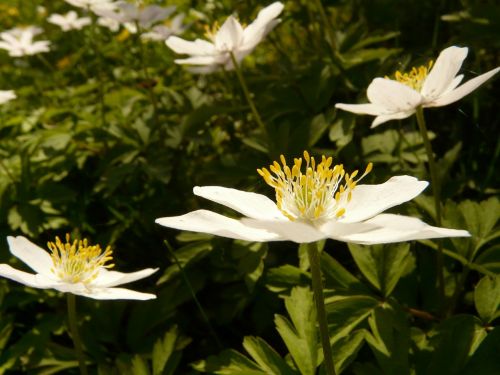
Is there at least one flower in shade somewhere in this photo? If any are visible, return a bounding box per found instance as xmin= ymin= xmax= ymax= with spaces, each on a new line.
xmin=156 ymin=152 xmax=470 ymax=244
xmin=0 ymin=26 xmax=50 ymax=57
xmin=64 ymin=0 xmax=118 ymax=13
xmin=48 ymin=11 xmax=91 ymax=31
xmin=141 ymin=14 xmax=188 ymax=42
xmin=335 ymin=46 xmax=500 ymax=128
xmin=0 ymin=90 xmax=16 ymax=104
xmin=0 ymin=235 xmax=157 ymax=300
xmin=95 ymin=3 xmax=176 ymax=34
xmin=166 ymin=1 xmax=284 ymax=73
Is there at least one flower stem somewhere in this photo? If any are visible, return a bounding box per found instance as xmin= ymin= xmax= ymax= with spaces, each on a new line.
xmin=313 ymin=0 xmax=336 ymax=51
xmin=66 ymin=294 xmax=88 ymax=375
xmin=307 ymin=242 xmax=336 ymax=375
xmin=164 ymin=241 xmax=223 ymax=350
xmin=229 ymin=52 xmax=267 ymax=137
xmin=415 ymin=106 xmax=445 ymax=306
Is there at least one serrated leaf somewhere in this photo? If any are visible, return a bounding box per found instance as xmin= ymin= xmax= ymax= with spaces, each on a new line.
xmin=242 ymin=336 xmax=297 ymax=375
xmin=348 ymin=242 xmax=411 ymax=296
xmin=275 ymin=287 xmax=317 ymax=375
xmin=474 ymin=275 xmax=500 ymax=323
xmin=192 ymin=349 xmax=265 ymax=374
xmin=460 ymin=327 xmax=500 ymax=375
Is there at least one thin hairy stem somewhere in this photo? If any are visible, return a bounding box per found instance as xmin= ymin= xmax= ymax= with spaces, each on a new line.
xmin=67 ymin=294 xmax=88 ymax=375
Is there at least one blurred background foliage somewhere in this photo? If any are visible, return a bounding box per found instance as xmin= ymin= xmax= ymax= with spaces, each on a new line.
xmin=0 ymin=0 xmax=498 ymax=373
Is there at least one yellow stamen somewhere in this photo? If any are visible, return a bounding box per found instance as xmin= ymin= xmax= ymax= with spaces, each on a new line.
xmin=47 ymin=234 xmax=114 ymax=284
xmin=257 ymin=152 xmax=372 ymax=221
xmin=388 ymin=60 xmax=433 ymax=91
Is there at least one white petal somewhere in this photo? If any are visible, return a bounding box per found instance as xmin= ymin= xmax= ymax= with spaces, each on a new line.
xmin=340 ymin=176 xmax=428 ymax=223
xmin=241 ymin=218 xmax=325 ymax=243
xmin=370 ymin=110 xmax=416 ymax=128
xmin=341 ymin=214 xmax=470 ymax=244
xmin=193 ymin=186 xmax=285 ymax=221
xmin=94 ymin=268 xmax=158 ymax=288
xmin=7 ymin=236 xmax=53 ymax=276
xmin=241 ymin=2 xmax=284 ymax=51
xmin=426 ymin=66 xmax=500 ymax=108
xmin=335 ymin=103 xmax=385 ymax=116
xmin=174 ymin=55 xmax=220 ymax=65
xmin=166 ymin=36 xmax=215 ymax=55
xmin=75 ymin=287 xmax=157 ymax=300
xmin=214 ymin=16 xmax=244 ymax=51
xmin=367 ymin=78 xmax=423 ymax=112
xmin=421 ymin=46 xmax=468 ymax=99
xmin=188 ymin=65 xmax=221 ymax=74
xmin=0 ymin=264 xmax=56 ymax=289
xmin=156 ymin=209 xmax=282 ymax=242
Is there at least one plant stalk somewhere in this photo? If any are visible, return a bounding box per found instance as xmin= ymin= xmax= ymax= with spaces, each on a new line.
xmin=415 ymin=106 xmax=445 ymax=306
xmin=67 ymin=294 xmax=88 ymax=375
xmin=229 ymin=52 xmax=267 ymax=137
xmin=307 ymin=242 xmax=336 ymax=375
xmin=164 ymin=241 xmax=222 ymax=350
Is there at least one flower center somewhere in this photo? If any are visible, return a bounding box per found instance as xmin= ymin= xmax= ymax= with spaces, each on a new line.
xmin=390 ymin=61 xmax=433 ymax=91
xmin=258 ymin=151 xmax=372 ymax=221
xmin=48 ymin=234 xmax=114 ymax=284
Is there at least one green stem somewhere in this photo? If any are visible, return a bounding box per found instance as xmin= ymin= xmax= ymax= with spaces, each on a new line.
xmin=164 ymin=241 xmax=222 ymax=350
xmin=229 ymin=52 xmax=267 ymax=137
xmin=66 ymin=294 xmax=88 ymax=375
xmin=313 ymin=0 xmax=336 ymax=51
xmin=415 ymin=106 xmax=445 ymax=307
xmin=307 ymin=242 xmax=336 ymax=375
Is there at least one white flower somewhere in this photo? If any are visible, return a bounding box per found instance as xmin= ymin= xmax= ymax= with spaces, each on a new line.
xmin=156 ymin=152 xmax=470 ymax=244
xmin=95 ymin=3 xmax=176 ymax=33
xmin=141 ymin=14 xmax=188 ymax=42
xmin=166 ymin=1 xmax=284 ymax=73
xmin=97 ymin=16 xmax=120 ymax=32
xmin=0 ymin=235 xmax=158 ymax=300
xmin=64 ymin=0 xmax=118 ymax=13
xmin=0 ymin=27 xmax=50 ymax=57
xmin=0 ymin=90 xmax=16 ymax=104
xmin=48 ymin=11 xmax=91 ymax=31
xmin=335 ymin=46 xmax=500 ymax=128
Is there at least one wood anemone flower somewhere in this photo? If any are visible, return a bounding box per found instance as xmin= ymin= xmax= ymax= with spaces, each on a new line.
xmin=335 ymin=46 xmax=500 ymax=127
xmin=165 ymin=1 xmax=284 ymax=73
xmin=0 ymin=235 xmax=158 ymax=300
xmin=156 ymin=152 xmax=470 ymax=244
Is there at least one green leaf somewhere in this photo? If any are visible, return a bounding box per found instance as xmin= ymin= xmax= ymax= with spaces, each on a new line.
xmin=474 ymin=275 xmax=500 ymax=323
xmin=332 ymin=330 xmax=366 ymax=374
xmin=327 ymin=295 xmax=379 ymax=343
xmin=131 ymin=355 xmax=151 ymax=375
xmin=364 ymin=303 xmax=410 ymax=375
xmin=192 ymin=349 xmax=266 ymax=374
xmin=265 ymin=265 xmax=311 ymax=294
xmin=152 ymin=325 xmax=190 ymax=375
xmin=460 ymin=327 xmax=500 ymax=375
xmin=275 ymin=287 xmax=317 ymax=375
xmin=423 ymin=315 xmax=487 ymax=375
xmin=242 ymin=336 xmax=297 ymax=375
xmin=348 ymin=243 xmax=412 ymax=296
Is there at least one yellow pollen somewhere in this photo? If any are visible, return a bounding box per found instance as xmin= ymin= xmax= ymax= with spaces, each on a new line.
xmin=388 ymin=60 xmax=433 ymax=91
xmin=257 ymin=152 xmax=372 ymax=221
xmin=47 ymin=233 xmax=114 ymax=284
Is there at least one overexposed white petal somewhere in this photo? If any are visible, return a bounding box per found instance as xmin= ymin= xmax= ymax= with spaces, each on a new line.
xmin=95 ymin=268 xmax=158 ymax=288
xmin=367 ymin=78 xmax=422 ymax=112
xmin=341 ymin=214 xmax=470 ymax=244
xmin=421 ymin=46 xmax=468 ymax=99
xmin=340 ymin=176 xmax=428 ymax=223
xmin=166 ymin=36 xmax=215 ymax=55
xmin=428 ymin=66 xmax=500 ymax=107
xmin=0 ymin=264 xmax=57 ymax=289
xmin=242 ymin=218 xmax=325 ymax=243
xmin=371 ymin=111 xmax=416 ymax=128
xmin=194 ymin=186 xmax=285 ymax=220
xmin=214 ymin=16 xmax=244 ymax=51
xmin=335 ymin=103 xmax=384 ymax=116
xmin=76 ymin=287 xmax=156 ymax=300
xmin=156 ymin=209 xmax=282 ymax=241
xmin=7 ymin=236 xmax=53 ymax=276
